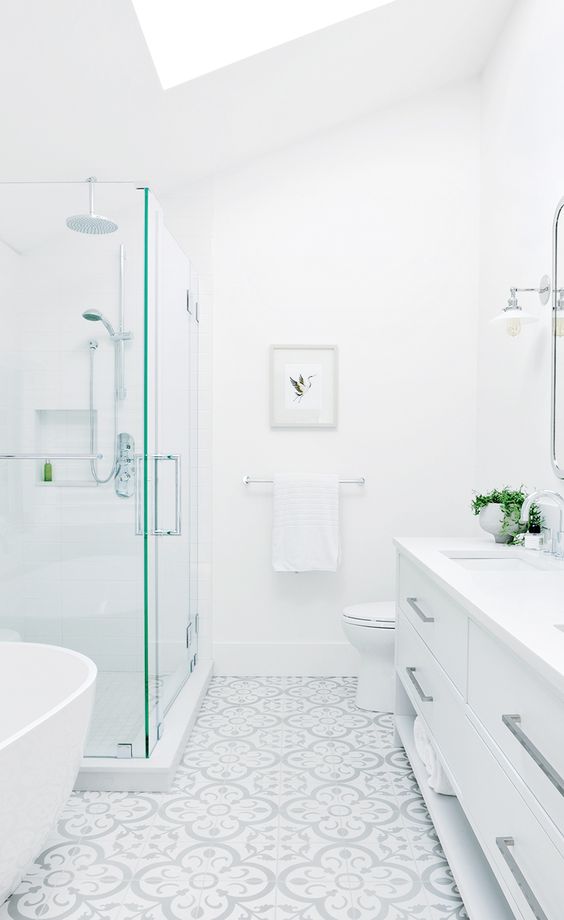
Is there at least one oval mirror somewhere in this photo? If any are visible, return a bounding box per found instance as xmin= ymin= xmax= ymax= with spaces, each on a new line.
xmin=552 ymin=197 xmax=564 ymax=476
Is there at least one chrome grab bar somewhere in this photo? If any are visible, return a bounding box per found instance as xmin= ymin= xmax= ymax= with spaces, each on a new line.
xmin=502 ymin=714 xmax=564 ymax=797
xmin=407 ymin=597 xmax=435 ymax=623
xmin=0 ymin=452 xmax=103 ymax=460
xmin=405 ymin=667 xmax=433 ymax=703
xmin=496 ymin=837 xmax=547 ymax=920
xmin=154 ymin=455 xmax=181 ymax=536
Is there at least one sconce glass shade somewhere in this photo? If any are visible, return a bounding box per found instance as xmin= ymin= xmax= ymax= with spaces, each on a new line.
xmin=490 ymin=306 xmax=538 ymax=337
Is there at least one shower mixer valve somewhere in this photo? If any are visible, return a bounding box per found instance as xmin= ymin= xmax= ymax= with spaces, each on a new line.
xmin=115 ymin=432 xmax=136 ymax=498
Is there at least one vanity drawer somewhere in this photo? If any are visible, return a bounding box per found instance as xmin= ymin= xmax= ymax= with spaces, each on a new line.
xmin=398 ymin=554 xmax=468 ymax=693
xmin=457 ymin=714 xmax=564 ymax=920
xmin=396 ymin=610 xmax=437 ymax=730
xmin=397 ymin=610 xmax=466 ymax=778
xmin=468 ymin=621 xmax=564 ymax=840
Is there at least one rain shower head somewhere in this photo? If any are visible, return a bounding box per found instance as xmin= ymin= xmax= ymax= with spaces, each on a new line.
xmin=66 ymin=177 xmax=118 ymax=235
xmin=82 ymin=310 xmax=116 ymax=337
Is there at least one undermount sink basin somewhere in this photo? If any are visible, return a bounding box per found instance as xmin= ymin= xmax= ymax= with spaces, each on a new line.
xmin=442 ymin=551 xmax=540 ymax=572
xmin=450 ymin=557 xmax=536 ymax=572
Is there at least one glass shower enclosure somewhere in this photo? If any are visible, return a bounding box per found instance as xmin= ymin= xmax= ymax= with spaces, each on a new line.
xmin=0 ymin=180 xmax=199 ymax=758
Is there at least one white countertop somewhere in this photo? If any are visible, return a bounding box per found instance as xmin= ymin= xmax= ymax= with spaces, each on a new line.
xmin=394 ymin=537 xmax=564 ymax=697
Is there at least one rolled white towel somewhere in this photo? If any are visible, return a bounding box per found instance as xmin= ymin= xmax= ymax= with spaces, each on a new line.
xmin=413 ymin=716 xmax=433 ymax=773
xmin=427 ymin=738 xmax=456 ymax=796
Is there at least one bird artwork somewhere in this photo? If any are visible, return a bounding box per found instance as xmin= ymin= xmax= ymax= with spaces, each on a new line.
xmin=289 ymin=372 xmax=316 ymax=402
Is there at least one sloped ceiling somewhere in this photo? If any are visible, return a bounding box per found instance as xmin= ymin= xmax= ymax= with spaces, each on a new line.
xmin=0 ymin=0 xmax=514 ymax=193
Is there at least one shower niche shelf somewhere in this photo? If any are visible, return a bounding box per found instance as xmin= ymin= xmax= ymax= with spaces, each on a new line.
xmin=35 ymin=409 xmax=98 ymax=487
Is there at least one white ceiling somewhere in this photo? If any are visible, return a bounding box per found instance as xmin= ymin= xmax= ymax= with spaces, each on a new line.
xmin=0 ymin=0 xmax=514 ymax=195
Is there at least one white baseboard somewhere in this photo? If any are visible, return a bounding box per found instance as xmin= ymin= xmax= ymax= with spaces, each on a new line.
xmin=213 ymin=642 xmax=360 ymax=676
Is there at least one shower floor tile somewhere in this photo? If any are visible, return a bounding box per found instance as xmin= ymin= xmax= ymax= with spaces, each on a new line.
xmin=86 ymin=671 xmax=165 ymax=757
xmin=1 ymin=677 xmax=467 ymax=920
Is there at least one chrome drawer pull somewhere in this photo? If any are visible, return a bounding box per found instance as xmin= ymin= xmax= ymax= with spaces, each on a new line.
xmin=406 ymin=667 xmax=433 ymax=702
xmin=496 ymin=837 xmax=547 ymax=920
xmin=407 ymin=597 xmax=435 ymax=623
xmin=502 ymin=714 xmax=564 ymax=797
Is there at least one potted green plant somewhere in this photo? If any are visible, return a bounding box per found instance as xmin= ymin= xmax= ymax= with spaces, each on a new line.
xmin=471 ymin=487 xmax=528 ymax=544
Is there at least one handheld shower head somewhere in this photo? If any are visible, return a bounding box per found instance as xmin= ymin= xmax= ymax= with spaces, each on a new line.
xmin=82 ymin=310 xmax=116 ymax=337
xmin=67 ymin=178 xmax=118 ymax=235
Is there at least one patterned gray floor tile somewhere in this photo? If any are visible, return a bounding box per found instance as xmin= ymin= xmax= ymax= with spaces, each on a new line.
xmin=1 ymin=677 xmax=467 ymax=920
xmin=278 ymin=842 xmax=431 ymax=920
xmin=180 ymin=734 xmax=284 ymax=782
xmin=3 ymin=841 xmax=133 ymax=920
xmin=121 ymin=842 xmax=278 ymax=920
xmin=282 ymin=736 xmax=388 ymax=782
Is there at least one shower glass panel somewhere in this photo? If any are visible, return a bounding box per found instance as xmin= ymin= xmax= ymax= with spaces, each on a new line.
xmin=144 ymin=190 xmax=197 ymax=752
xmin=0 ymin=181 xmax=197 ymax=759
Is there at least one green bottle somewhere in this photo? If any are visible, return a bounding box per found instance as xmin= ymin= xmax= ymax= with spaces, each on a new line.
xmin=43 ymin=460 xmax=52 ymax=482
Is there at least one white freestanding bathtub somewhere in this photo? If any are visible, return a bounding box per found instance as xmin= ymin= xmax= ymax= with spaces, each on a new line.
xmin=0 ymin=643 xmax=97 ymax=904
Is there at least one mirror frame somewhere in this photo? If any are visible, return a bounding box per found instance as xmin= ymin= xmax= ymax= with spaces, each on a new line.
xmin=552 ymin=195 xmax=564 ymax=477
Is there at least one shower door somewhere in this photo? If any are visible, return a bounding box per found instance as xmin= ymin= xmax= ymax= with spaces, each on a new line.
xmin=144 ymin=190 xmax=197 ymax=753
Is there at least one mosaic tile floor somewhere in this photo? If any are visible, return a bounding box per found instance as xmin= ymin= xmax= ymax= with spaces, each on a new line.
xmin=1 ymin=677 xmax=467 ymax=920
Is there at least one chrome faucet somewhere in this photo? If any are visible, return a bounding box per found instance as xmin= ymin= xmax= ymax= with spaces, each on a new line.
xmin=520 ymin=490 xmax=564 ymax=534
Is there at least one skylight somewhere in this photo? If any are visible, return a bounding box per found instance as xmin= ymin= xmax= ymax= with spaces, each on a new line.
xmin=132 ymin=0 xmax=397 ymax=89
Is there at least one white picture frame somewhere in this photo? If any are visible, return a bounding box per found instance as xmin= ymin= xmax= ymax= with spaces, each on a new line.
xmin=270 ymin=344 xmax=338 ymax=428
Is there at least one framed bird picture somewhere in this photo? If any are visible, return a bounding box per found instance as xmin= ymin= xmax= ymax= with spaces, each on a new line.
xmin=270 ymin=345 xmax=338 ymax=428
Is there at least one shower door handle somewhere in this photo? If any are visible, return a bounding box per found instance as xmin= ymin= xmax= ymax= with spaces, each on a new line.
xmin=135 ymin=455 xmax=143 ymax=535
xmin=135 ymin=455 xmax=181 ymax=535
xmin=154 ymin=454 xmax=181 ymax=536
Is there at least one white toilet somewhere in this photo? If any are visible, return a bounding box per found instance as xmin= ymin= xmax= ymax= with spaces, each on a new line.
xmin=342 ymin=601 xmax=395 ymax=712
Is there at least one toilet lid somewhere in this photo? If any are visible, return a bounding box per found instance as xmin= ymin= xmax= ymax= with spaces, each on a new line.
xmin=342 ymin=601 xmax=395 ymax=628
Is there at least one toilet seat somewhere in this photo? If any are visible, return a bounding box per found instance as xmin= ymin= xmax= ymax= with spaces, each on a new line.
xmin=342 ymin=601 xmax=395 ymax=629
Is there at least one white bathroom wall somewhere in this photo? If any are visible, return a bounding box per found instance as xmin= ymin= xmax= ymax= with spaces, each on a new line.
xmin=478 ymin=0 xmax=564 ymax=500
xmin=204 ymin=82 xmax=481 ymax=674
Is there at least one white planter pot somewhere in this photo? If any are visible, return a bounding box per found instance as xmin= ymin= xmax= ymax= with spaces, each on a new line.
xmin=478 ymin=503 xmax=513 ymax=543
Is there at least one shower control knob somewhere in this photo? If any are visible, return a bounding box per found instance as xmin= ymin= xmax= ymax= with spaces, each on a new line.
xmin=115 ymin=432 xmax=136 ymax=499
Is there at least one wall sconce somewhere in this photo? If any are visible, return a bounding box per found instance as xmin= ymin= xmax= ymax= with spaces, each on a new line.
xmin=491 ymin=274 xmax=551 ymax=337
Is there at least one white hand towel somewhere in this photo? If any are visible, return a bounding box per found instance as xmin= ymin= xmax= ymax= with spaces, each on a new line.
xmin=272 ymin=473 xmax=340 ymax=572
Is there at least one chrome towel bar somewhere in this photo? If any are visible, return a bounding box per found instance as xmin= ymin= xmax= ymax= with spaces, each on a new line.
xmin=243 ymin=475 xmax=365 ymax=485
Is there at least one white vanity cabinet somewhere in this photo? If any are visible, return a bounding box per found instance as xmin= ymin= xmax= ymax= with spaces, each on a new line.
xmin=395 ymin=541 xmax=564 ymax=920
